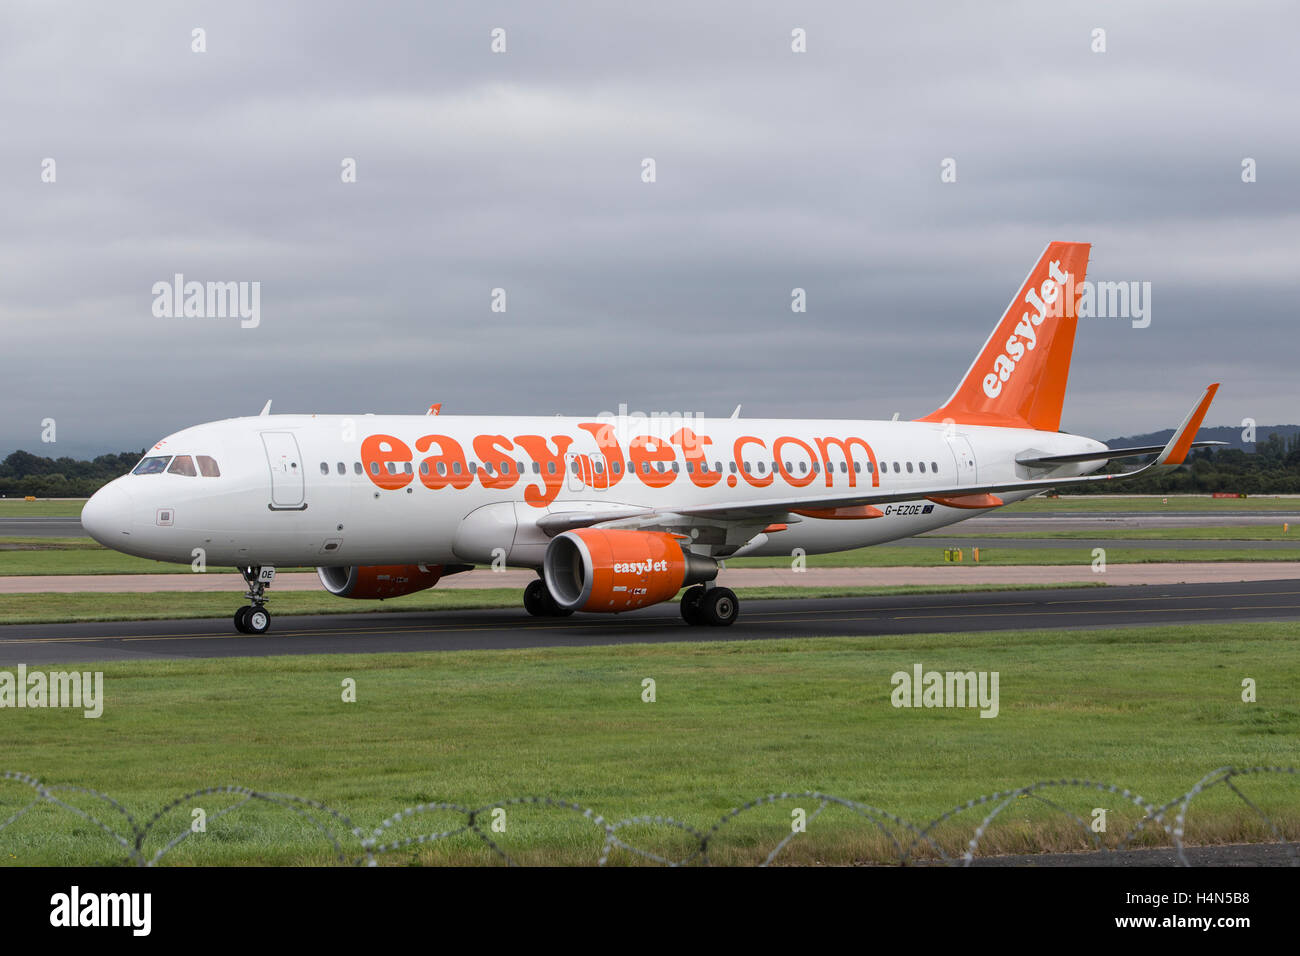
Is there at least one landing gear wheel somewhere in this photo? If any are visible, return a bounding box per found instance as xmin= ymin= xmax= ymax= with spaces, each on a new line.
xmin=524 ymin=579 xmax=548 ymax=616
xmin=234 ymin=607 xmax=251 ymax=633
xmin=244 ymin=606 xmax=271 ymax=634
xmin=680 ymin=585 xmax=707 ymax=625
xmin=701 ymin=587 xmax=739 ymax=627
xmin=523 ymin=578 xmax=574 ymax=617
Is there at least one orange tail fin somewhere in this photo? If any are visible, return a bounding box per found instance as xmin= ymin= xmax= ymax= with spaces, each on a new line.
xmin=918 ymin=241 xmax=1091 ymax=431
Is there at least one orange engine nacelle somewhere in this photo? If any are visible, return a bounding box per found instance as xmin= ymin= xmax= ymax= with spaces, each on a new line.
xmin=316 ymin=564 xmax=444 ymax=600
xmin=543 ymin=529 xmax=718 ymax=613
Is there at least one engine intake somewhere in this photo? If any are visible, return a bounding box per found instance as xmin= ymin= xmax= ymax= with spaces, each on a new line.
xmin=543 ymin=529 xmax=718 ymax=613
xmin=317 ymin=564 xmax=444 ymax=599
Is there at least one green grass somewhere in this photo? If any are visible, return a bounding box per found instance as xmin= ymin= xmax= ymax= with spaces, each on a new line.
xmin=0 ymin=499 xmax=85 ymax=516
xmin=1003 ymin=496 xmax=1300 ymax=513
xmin=1 ymin=623 xmax=1296 ymax=866
xmin=939 ymin=526 xmax=1299 ymax=541
xmin=3 ymin=541 xmax=1295 ymax=577
xmin=0 ymin=582 xmax=1107 ymax=625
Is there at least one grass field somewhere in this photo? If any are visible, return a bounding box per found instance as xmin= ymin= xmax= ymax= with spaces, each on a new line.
xmin=0 ymin=582 xmax=1107 ymax=625
xmin=1 ymin=622 xmax=1295 ymax=866
xmin=1004 ymin=496 xmax=1300 ymax=513
xmin=934 ymin=526 xmax=1297 ymax=541
xmin=1 ymin=541 xmax=1295 ymax=576
xmin=0 ymin=500 xmax=85 ymax=517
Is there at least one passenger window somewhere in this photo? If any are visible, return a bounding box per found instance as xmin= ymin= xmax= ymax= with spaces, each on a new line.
xmin=370 ymin=462 xmax=380 ymax=475
xmin=167 ymin=455 xmax=197 ymax=477
xmin=743 ymin=461 xmax=751 ymax=473
xmin=686 ymin=462 xmax=694 ymax=473
xmin=320 ymin=462 xmax=329 ymax=475
xmin=613 ymin=461 xmax=622 ymax=474
xmin=784 ymin=461 xmax=792 ymax=472
xmin=856 ymin=462 xmax=863 ymax=473
xmin=918 ymin=461 xmax=926 ymax=473
xmin=642 ymin=462 xmax=651 ymax=474
xmin=893 ymin=462 xmax=900 ymax=473
xmin=437 ymin=462 xmax=447 ymax=476
xmin=385 ymin=462 xmax=396 ymax=475
xmin=595 ymin=461 xmax=604 ymax=474
xmin=546 ymin=462 xmax=555 ymax=475
xmin=420 ymin=462 xmax=429 ymax=475
xmin=672 ymin=462 xmax=679 ymax=473
xmin=906 ymin=462 xmax=914 ymax=473
xmin=932 ymin=461 xmax=939 ymax=472
xmin=533 ymin=462 xmax=541 ymax=474
xmin=404 ymin=462 xmax=413 ymax=474
xmin=196 ymin=455 xmax=221 ymax=477
xmin=501 ymin=460 xmax=510 ymax=473
xmin=454 ymin=462 xmax=464 ymax=475
xmin=468 ymin=462 xmax=477 ymax=475
xmin=353 ymin=462 xmax=362 ymax=475
xmin=799 ymin=462 xmax=807 ymax=473
xmin=813 ymin=462 xmax=820 ymax=474
xmin=571 ymin=461 xmax=580 ymax=475
xmin=757 ymin=461 xmax=766 ymax=474
xmin=336 ymin=462 xmax=345 ymax=475
xmin=840 ymin=462 xmax=847 ymax=473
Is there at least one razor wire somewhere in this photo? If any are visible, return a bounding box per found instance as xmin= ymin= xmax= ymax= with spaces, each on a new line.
xmin=1 ymin=766 xmax=1295 ymax=867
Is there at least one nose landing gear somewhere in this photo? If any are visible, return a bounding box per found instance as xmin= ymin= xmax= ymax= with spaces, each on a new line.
xmin=234 ymin=566 xmax=275 ymax=634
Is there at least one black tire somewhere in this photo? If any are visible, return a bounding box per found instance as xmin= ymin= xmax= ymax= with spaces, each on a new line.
xmin=234 ymin=607 xmax=251 ymax=633
xmin=525 ymin=578 xmax=574 ymax=617
xmin=524 ymin=579 xmax=547 ymax=616
xmin=701 ymin=587 xmax=739 ymax=627
xmin=680 ymin=585 xmax=707 ymax=625
xmin=244 ymin=606 xmax=271 ymax=634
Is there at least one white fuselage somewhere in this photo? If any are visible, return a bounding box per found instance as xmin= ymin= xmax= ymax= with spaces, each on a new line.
xmin=81 ymin=414 xmax=1105 ymax=569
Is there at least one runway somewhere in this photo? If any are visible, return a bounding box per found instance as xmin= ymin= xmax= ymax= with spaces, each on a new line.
xmin=1 ymin=579 xmax=1296 ymax=665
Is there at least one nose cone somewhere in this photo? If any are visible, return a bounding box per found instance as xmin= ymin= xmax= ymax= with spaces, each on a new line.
xmin=82 ymin=480 xmax=134 ymax=547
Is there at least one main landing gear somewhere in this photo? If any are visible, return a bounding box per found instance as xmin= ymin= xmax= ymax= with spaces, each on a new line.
xmin=680 ymin=584 xmax=739 ymax=627
xmin=234 ymin=566 xmax=274 ymax=634
xmin=523 ymin=578 xmax=574 ymax=617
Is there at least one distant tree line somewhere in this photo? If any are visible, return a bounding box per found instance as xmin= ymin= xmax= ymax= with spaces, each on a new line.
xmin=0 ymin=450 xmax=145 ymax=498
xmin=1069 ymin=433 xmax=1300 ymax=495
xmin=1 ymin=434 xmax=1298 ymax=498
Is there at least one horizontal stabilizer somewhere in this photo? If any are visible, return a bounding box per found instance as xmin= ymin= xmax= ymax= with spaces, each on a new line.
xmin=1016 ymin=440 xmax=1226 ymax=468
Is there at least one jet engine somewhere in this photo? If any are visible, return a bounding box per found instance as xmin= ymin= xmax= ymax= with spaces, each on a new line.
xmin=543 ymin=529 xmax=718 ymax=613
xmin=317 ymin=564 xmax=445 ymax=600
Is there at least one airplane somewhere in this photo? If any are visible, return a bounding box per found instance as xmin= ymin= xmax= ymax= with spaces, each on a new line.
xmin=81 ymin=241 xmax=1221 ymax=634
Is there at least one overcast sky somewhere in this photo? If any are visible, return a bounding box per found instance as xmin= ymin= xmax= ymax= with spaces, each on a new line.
xmin=2 ymin=0 xmax=1296 ymax=459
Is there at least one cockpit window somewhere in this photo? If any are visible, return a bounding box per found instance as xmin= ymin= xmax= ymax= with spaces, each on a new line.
xmin=196 ymin=456 xmax=221 ymax=477
xmin=167 ymin=455 xmax=198 ymax=477
xmin=133 ymin=456 xmax=172 ymax=475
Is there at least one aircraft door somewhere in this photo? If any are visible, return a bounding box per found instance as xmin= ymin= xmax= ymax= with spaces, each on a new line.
xmin=262 ymin=431 xmax=306 ymax=509
xmin=944 ymin=434 xmax=978 ymax=485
